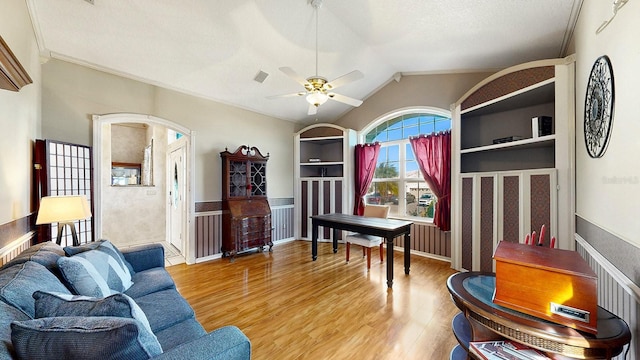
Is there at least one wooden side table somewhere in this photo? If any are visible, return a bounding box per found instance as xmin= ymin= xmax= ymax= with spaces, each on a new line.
xmin=447 ymin=272 xmax=631 ymax=359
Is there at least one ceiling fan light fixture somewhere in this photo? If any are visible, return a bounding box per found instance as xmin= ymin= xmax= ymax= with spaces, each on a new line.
xmin=306 ymin=91 xmax=329 ymax=107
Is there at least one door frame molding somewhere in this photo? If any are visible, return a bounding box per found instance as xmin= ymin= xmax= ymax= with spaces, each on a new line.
xmin=92 ymin=113 xmax=197 ymax=264
xmin=167 ymin=137 xmax=187 ymax=254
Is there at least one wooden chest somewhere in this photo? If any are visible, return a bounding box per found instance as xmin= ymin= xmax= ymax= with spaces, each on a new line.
xmin=493 ymin=241 xmax=598 ymax=334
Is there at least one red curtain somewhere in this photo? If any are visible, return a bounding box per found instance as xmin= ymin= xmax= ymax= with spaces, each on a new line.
xmin=409 ymin=131 xmax=451 ymax=231
xmin=353 ymin=143 xmax=380 ymax=215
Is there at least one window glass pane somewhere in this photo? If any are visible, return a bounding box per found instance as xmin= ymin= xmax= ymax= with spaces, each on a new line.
xmin=388 ymin=118 xmax=403 ymax=130
xmin=403 ymin=114 xmax=420 ymax=126
xmin=435 ymin=118 xmax=451 ymax=132
xmin=387 ymin=128 xmax=402 ymax=141
xmin=376 ymin=145 xmax=399 ymax=179
xmin=403 ymin=125 xmax=419 ymax=139
xmin=405 ymin=144 xmax=419 ymax=178
xmin=367 ymin=181 xmax=399 ymax=207
xmin=405 ymin=181 xmax=436 ymax=218
xmin=364 ymin=111 xmax=450 ymax=219
xmin=375 ymin=162 xmax=398 ymax=179
xmin=420 ymin=120 xmax=435 ymax=134
xmin=387 ymin=144 xmax=399 ymax=161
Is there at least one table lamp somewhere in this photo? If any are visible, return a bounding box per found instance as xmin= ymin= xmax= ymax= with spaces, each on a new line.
xmin=36 ymin=195 xmax=92 ymax=246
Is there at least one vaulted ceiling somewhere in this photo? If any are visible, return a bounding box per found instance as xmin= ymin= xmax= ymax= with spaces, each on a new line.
xmin=27 ymin=0 xmax=582 ymax=124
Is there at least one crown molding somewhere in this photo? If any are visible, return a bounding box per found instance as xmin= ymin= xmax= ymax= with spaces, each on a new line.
xmin=0 ymin=36 xmax=33 ymax=92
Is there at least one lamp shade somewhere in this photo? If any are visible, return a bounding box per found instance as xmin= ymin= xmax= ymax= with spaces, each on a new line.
xmin=306 ymin=91 xmax=329 ymax=106
xmin=36 ymin=196 xmax=92 ymax=225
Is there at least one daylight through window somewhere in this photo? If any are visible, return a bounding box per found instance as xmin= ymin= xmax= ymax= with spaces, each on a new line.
xmin=364 ymin=111 xmax=450 ymax=220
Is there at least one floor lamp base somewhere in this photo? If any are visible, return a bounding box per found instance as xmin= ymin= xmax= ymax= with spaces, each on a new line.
xmin=56 ymin=222 xmax=79 ymax=246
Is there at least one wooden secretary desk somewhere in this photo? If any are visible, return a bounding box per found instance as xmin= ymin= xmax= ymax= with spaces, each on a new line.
xmin=220 ymin=146 xmax=272 ymax=260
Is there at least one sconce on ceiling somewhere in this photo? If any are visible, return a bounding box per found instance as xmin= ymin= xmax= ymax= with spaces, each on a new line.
xmin=0 ymin=36 xmax=33 ymax=92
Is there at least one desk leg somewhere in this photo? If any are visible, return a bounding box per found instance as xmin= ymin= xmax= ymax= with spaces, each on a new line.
xmin=312 ymin=222 xmax=318 ymax=261
xmin=404 ymin=231 xmax=411 ymax=275
xmin=333 ymin=228 xmax=339 ymax=253
xmin=386 ymin=236 xmax=394 ymax=288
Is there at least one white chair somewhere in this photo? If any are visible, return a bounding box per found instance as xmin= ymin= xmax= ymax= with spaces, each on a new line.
xmin=345 ymin=205 xmax=390 ymax=270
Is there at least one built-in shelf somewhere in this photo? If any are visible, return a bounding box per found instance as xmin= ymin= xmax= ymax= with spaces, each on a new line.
xmin=300 ymin=161 xmax=343 ymax=166
xmin=461 ymin=79 xmax=555 ymax=116
xmin=461 ymin=135 xmax=555 ymax=154
xmin=453 ymin=56 xmax=575 ymax=271
xmin=295 ymin=124 xmax=355 ymax=240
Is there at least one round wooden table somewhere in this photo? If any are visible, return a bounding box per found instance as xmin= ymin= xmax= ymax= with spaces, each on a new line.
xmin=447 ymin=272 xmax=631 ymax=359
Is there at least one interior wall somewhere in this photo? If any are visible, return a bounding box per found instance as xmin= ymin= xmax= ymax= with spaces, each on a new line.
xmin=100 ymin=122 xmax=167 ymax=247
xmin=152 ymin=87 xmax=296 ymax=201
xmin=574 ymin=1 xmax=640 ymax=251
xmin=41 ymin=59 xmax=296 ymax=204
xmin=41 ymin=59 xmax=155 ymax=147
xmin=111 ymin=123 xmax=147 ymax=164
xmin=0 ymin=1 xmax=41 ymax=227
xmin=335 ymin=71 xmax=494 ymax=132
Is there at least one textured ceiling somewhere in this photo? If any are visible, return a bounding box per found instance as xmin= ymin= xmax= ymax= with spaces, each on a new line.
xmin=27 ymin=0 xmax=582 ymax=124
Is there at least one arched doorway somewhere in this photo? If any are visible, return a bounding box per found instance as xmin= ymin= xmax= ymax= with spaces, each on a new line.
xmin=92 ymin=113 xmax=196 ymax=264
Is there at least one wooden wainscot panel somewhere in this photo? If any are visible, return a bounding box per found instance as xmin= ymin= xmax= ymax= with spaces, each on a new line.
xmin=493 ymin=241 xmax=598 ymax=334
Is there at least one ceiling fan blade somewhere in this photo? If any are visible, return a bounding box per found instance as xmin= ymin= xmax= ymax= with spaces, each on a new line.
xmin=328 ymin=93 xmax=363 ymax=107
xmin=325 ymin=70 xmax=364 ymax=90
xmin=266 ymin=92 xmax=305 ymax=100
xmin=307 ymin=103 xmax=318 ymax=116
xmin=279 ymin=67 xmax=309 ymax=87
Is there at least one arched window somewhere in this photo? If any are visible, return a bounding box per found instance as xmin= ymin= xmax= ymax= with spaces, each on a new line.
xmin=362 ymin=108 xmax=451 ymax=220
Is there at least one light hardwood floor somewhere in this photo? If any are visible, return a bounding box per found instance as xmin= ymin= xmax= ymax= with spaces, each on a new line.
xmin=167 ymin=240 xmax=461 ymax=360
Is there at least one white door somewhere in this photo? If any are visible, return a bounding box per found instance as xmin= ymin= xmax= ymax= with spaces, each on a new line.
xmin=169 ymin=145 xmax=186 ymax=252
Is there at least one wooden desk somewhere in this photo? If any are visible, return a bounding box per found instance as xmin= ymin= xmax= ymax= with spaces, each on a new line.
xmin=311 ymin=213 xmax=412 ymax=288
xmin=447 ymin=272 xmax=631 ymax=359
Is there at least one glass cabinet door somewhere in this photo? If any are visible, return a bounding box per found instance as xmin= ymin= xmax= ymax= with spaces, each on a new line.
xmin=250 ymin=161 xmax=267 ymax=196
xmin=229 ymin=160 xmax=248 ymax=197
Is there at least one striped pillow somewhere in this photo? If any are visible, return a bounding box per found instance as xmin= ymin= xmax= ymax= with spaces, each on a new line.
xmin=73 ymin=245 xmax=133 ymax=292
xmin=64 ymin=240 xmax=135 ymax=275
xmin=57 ymin=256 xmax=114 ymax=298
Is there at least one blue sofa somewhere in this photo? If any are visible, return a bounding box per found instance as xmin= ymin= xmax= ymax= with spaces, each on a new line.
xmin=0 ymin=241 xmax=251 ymax=359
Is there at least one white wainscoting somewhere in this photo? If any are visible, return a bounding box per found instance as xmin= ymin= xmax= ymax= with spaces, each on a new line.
xmin=576 ymin=234 xmax=638 ymax=360
xmin=0 ymin=231 xmax=35 ymax=266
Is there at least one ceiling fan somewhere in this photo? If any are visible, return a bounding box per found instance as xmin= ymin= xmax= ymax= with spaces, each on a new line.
xmin=267 ymin=0 xmax=364 ymax=116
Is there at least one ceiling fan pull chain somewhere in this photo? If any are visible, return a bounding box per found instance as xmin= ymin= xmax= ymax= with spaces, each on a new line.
xmin=315 ymin=2 xmax=319 ymax=77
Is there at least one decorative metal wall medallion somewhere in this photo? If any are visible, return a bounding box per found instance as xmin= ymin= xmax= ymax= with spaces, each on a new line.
xmin=584 ymin=55 xmax=615 ymax=158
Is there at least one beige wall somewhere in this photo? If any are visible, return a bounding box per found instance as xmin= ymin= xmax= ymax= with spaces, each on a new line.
xmin=41 ymin=59 xmax=296 ymax=204
xmin=574 ymin=1 xmax=640 ymax=249
xmin=100 ymin=122 xmax=167 ymax=247
xmin=335 ymin=72 xmax=494 ymax=132
xmin=41 ymin=59 xmax=155 ymax=147
xmin=111 ymin=124 xmax=147 ymax=164
xmin=152 ymin=87 xmax=296 ymax=201
xmin=0 ymin=1 xmax=41 ymax=225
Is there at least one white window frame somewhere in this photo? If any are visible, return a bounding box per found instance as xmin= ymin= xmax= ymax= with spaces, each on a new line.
xmin=359 ymin=107 xmax=451 ymax=222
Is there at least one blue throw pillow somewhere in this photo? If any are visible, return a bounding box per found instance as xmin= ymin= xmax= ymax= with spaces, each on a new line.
xmin=0 ymin=241 xmax=64 ymax=273
xmin=32 ymin=291 xmax=156 ymax=341
xmin=11 ymin=316 xmax=162 ymax=360
xmin=57 ymin=256 xmax=114 ymax=298
xmin=64 ymin=239 xmax=135 ymax=274
xmin=0 ymin=261 xmax=71 ymax=318
xmin=64 ymin=240 xmax=134 ymax=291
